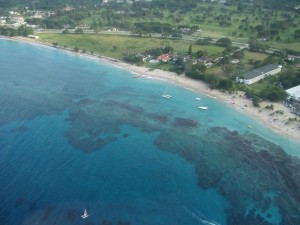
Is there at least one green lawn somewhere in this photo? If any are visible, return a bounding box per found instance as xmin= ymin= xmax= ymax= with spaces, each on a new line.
xmin=267 ymin=41 xmax=300 ymax=52
xmin=242 ymin=51 xmax=269 ymax=62
xmin=247 ymin=75 xmax=279 ymax=95
xmin=38 ymin=33 xmax=225 ymax=58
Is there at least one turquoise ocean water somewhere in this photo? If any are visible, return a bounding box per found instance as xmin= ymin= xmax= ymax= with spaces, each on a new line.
xmin=0 ymin=39 xmax=299 ymax=225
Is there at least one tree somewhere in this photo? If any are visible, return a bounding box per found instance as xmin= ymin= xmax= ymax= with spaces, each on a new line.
xmin=233 ymin=50 xmax=245 ymax=59
xmin=195 ymin=50 xmax=207 ymax=58
xmin=218 ymin=79 xmax=233 ymax=90
xmin=252 ymin=96 xmax=261 ymax=107
xmin=196 ymin=37 xmax=211 ymax=45
xmin=62 ymin=29 xmax=69 ymax=34
xmin=94 ymin=27 xmax=100 ymax=40
xmin=17 ymin=25 xmax=34 ymax=36
xmin=216 ymin=38 xmax=231 ymax=47
xmin=254 ymin=24 xmax=265 ymax=34
xmin=171 ymin=30 xmax=182 ymax=39
xmin=206 ymin=74 xmax=220 ymax=89
xmin=248 ymin=37 xmax=269 ymax=52
xmin=222 ymin=46 xmax=235 ymax=56
xmin=163 ymin=45 xmax=173 ymax=54
xmin=260 ymin=87 xmax=288 ymax=102
xmin=188 ymin=44 xmax=192 ymax=55
xmin=263 ymin=55 xmax=278 ymax=64
xmin=294 ymin=29 xmax=300 ymax=39
xmin=279 ymin=69 xmax=300 ymax=89
xmin=192 ymin=63 xmax=206 ymax=72
xmin=74 ymin=28 xmax=84 ymax=34
xmin=221 ymin=64 xmax=234 ymax=76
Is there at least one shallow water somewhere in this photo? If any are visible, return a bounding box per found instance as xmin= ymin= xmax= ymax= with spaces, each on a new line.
xmin=0 ymin=40 xmax=299 ymax=225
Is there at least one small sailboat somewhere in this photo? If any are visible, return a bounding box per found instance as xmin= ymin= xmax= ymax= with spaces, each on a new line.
xmin=162 ymin=89 xmax=172 ymax=99
xmin=198 ymin=106 xmax=208 ymax=110
xmin=195 ymin=97 xmax=201 ymax=101
xmin=81 ymin=209 xmax=89 ymax=219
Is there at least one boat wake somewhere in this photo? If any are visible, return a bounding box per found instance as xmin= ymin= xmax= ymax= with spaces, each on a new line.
xmin=184 ymin=207 xmax=221 ymax=225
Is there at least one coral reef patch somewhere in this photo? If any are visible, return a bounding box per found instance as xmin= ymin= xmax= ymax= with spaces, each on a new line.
xmin=154 ymin=127 xmax=300 ymax=225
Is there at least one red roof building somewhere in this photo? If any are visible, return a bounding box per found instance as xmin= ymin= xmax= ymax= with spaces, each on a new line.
xmin=157 ymin=54 xmax=170 ymax=62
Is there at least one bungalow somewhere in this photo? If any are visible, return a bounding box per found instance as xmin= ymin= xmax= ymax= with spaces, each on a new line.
xmin=237 ymin=64 xmax=282 ymax=85
xmin=286 ymin=85 xmax=300 ymax=102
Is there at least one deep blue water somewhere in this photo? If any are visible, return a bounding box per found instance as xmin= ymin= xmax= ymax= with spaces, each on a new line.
xmin=0 ymin=39 xmax=299 ymax=225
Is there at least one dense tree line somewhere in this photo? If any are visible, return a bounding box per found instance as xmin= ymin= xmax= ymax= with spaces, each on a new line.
xmin=186 ymin=70 xmax=234 ymax=91
xmin=0 ymin=0 xmax=101 ymax=9
xmin=3 ymin=0 xmax=300 ymax=12
xmin=150 ymin=0 xmax=198 ymax=12
xmin=0 ymin=25 xmax=33 ymax=37
xmin=279 ymin=69 xmax=300 ymax=89
xmin=227 ymin=0 xmax=300 ymax=11
xmin=245 ymin=87 xmax=288 ymax=103
xmin=134 ymin=22 xmax=173 ymax=36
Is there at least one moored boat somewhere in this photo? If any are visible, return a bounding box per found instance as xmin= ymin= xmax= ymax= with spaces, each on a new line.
xmin=81 ymin=209 xmax=89 ymax=219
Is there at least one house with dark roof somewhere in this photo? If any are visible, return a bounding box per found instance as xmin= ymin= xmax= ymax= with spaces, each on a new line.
xmin=197 ymin=56 xmax=209 ymax=64
xmin=237 ymin=64 xmax=282 ymax=85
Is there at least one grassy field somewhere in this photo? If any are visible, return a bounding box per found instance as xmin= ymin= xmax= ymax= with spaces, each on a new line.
xmin=267 ymin=41 xmax=300 ymax=52
xmin=38 ymin=33 xmax=225 ymax=58
xmin=247 ymin=75 xmax=279 ymax=95
xmin=242 ymin=51 xmax=269 ymax=62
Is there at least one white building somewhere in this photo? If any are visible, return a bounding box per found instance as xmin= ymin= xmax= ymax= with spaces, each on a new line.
xmin=286 ymin=85 xmax=300 ymax=101
xmin=238 ymin=64 xmax=282 ymax=85
xmin=0 ymin=19 xmax=6 ymax=25
xmin=11 ymin=16 xmax=25 ymax=23
xmin=28 ymin=35 xmax=39 ymax=39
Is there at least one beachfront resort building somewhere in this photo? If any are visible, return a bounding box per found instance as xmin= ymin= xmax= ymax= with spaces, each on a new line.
xmin=236 ymin=64 xmax=282 ymax=85
xmin=286 ymin=85 xmax=300 ymax=102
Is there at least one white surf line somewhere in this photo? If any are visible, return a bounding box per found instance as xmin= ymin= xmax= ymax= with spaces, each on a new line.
xmin=204 ymin=93 xmax=218 ymax=99
xmin=183 ymin=207 xmax=221 ymax=225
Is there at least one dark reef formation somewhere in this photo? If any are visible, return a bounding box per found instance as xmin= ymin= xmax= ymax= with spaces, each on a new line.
xmin=154 ymin=127 xmax=300 ymax=225
xmin=10 ymin=125 xmax=28 ymax=133
xmin=172 ymin=117 xmax=199 ymax=129
xmin=64 ymin=100 xmax=173 ymax=153
xmin=62 ymin=98 xmax=300 ymax=224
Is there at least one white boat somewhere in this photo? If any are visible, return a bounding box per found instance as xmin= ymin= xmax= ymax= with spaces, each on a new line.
xmin=162 ymin=94 xmax=172 ymax=99
xmin=81 ymin=209 xmax=89 ymax=219
xmin=162 ymin=89 xmax=172 ymax=99
xmin=198 ymin=106 xmax=208 ymax=110
xmin=195 ymin=97 xmax=201 ymax=100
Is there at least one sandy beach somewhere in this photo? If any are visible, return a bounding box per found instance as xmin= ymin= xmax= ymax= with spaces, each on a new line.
xmin=4 ymin=36 xmax=300 ymax=140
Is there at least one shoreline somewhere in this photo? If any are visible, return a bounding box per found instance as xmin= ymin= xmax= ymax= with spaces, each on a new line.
xmin=3 ymin=36 xmax=300 ymax=141
xmin=110 ymin=60 xmax=300 ymax=141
